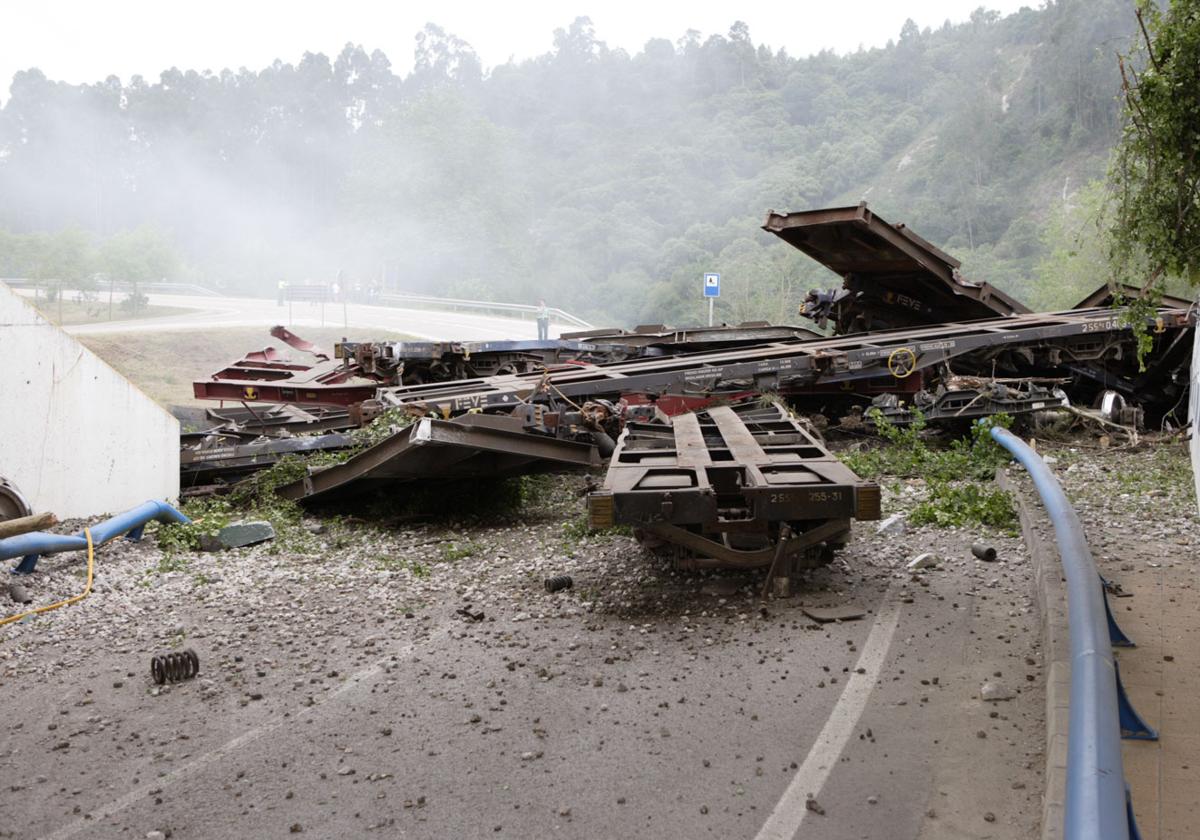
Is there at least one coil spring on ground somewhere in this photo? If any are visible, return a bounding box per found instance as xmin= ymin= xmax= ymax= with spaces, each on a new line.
xmin=151 ymin=649 xmax=200 ymax=685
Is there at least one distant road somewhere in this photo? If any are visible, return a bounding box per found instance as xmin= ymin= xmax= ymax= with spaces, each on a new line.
xmin=22 ymin=291 xmax=575 ymax=341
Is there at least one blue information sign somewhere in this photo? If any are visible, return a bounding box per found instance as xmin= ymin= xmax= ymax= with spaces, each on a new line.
xmin=703 ymin=272 xmax=721 ymax=298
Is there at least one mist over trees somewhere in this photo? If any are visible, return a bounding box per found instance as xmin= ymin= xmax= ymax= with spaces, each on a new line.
xmin=0 ymin=1 xmax=1141 ymax=325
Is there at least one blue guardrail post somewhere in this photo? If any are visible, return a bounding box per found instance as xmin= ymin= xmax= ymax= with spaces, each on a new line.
xmin=990 ymin=427 xmax=1151 ymax=840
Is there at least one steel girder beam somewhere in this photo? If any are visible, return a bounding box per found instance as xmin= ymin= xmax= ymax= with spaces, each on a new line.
xmin=375 ymin=307 xmax=1193 ymax=416
xmin=276 ymin=414 xmax=600 ymax=504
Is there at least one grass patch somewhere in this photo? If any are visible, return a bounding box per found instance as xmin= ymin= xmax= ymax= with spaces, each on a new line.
xmin=910 ymin=482 xmax=1018 ymax=532
xmin=1111 ymin=446 xmax=1195 ymax=502
xmin=28 ymin=297 xmax=191 ymax=325
xmin=843 ymin=410 xmax=1017 ymax=532
xmin=842 ymin=410 xmax=1014 ymax=482
xmin=561 ymin=513 xmax=632 ymax=550
xmin=155 ymin=455 xmax=314 ymax=555
xmin=438 ymin=541 xmax=479 ymax=562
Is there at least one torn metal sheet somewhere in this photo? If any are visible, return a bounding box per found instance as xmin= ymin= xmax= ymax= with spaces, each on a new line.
xmin=587 ymin=400 xmax=880 ymax=571
xmin=270 ymin=325 xmax=330 ymax=360
xmin=762 ymin=202 xmax=1029 ymax=333
xmin=801 ymin=604 xmax=866 ymax=623
xmin=276 ymin=414 xmax=600 ymax=504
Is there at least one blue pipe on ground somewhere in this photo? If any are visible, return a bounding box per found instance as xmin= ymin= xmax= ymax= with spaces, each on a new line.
xmin=991 ymin=427 xmax=1129 ymax=840
xmin=2 ymin=500 xmax=190 ymax=574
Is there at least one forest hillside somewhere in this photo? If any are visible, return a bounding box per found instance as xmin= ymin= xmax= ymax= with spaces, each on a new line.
xmin=0 ymin=1 xmax=1139 ymax=325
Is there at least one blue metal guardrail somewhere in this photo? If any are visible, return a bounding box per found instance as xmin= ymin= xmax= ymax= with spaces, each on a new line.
xmin=2 ymin=500 xmax=191 ymax=575
xmin=991 ymin=427 xmax=1154 ymax=840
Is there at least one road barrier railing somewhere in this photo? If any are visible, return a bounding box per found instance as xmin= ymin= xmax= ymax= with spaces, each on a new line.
xmin=991 ymin=427 xmax=1154 ymax=840
xmin=377 ymin=293 xmax=592 ymax=328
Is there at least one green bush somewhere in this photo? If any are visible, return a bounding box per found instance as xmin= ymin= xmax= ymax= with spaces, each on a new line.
xmin=842 ymin=409 xmax=1013 ymax=481
xmin=843 ymin=410 xmax=1017 ymax=533
xmin=910 ymin=482 xmax=1018 ymax=532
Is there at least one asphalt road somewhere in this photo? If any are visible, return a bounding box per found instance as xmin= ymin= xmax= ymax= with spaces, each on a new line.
xmin=0 ymin=496 xmax=1045 ymax=840
xmin=36 ymin=292 xmax=579 ymax=342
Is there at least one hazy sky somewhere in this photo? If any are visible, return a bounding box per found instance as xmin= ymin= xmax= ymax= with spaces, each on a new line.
xmin=2 ymin=0 xmax=1032 ymax=97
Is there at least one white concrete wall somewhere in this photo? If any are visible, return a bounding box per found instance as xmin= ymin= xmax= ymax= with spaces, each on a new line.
xmin=0 ymin=281 xmax=179 ymax=517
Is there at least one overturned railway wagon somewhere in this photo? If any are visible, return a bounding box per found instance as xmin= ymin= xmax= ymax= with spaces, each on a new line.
xmin=762 ymin=201 xmax=1029 ymax=334
xmin=588 ymin=400 xmax=880 ymax=574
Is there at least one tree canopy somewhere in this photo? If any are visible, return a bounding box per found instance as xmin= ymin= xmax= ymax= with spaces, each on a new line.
xmin=1111 ymin=0 xmax=1200 ymax=288
xmin=0 ymin=1 xmax=1146 ymax=325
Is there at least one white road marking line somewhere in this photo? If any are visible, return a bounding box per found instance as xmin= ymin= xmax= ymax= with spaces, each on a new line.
xmin=754 ymin=586 xmax=903 ymax=840
xmin=39 ymin=639 xmax=421 ymax=840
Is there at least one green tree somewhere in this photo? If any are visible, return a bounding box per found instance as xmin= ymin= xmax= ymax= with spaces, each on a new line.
xmin=1034 ymin=180 xmax=1112 ymax=310
xmin=1110 ymin=1 xmax=1200 ymax=287
xmin=98 ymin=226 xmax=179 ymax=283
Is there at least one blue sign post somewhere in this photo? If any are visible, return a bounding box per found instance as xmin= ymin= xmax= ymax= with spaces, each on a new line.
xmin=703 ymin=272 xmax=720 ymax=325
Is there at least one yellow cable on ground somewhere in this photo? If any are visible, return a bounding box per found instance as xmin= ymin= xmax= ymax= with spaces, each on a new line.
xmin=0 ymin=527 xmax=94 ymax=627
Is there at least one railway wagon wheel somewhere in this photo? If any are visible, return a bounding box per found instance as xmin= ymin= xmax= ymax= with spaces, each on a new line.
xmin=0 ymin=476 xmax=32 ymax=522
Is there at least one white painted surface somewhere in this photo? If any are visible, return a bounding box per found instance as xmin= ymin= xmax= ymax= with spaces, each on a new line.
xmin=0 ymin=281 xmax=179 ymax=518
xmin=754 ymin=586 xmax=902 ymax=840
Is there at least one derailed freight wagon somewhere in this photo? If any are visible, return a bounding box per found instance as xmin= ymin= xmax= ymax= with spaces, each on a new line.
xmin=588 ymin=400 xmax=880 ymax=582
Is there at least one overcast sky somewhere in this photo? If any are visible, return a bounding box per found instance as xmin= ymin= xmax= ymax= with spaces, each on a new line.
xmin=2 ymin=0 xmax=1033 ymax=97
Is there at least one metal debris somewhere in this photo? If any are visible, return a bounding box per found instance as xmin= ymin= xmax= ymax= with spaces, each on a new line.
xmin=972 ymin=543 xmax=998 ymax=562
xmin=0 ymin=476 xmax=32 ymax=522
xmin=275 ymin=412 xmax=601 ymax=504
xmin=150 ymin=649 xmax=200 ymax=685
xmin=374 ymin=306 xmax=1191 ymax=424
xmin=544 ymin=575 xmax=574 ymax=593
xmin=801 ymin=604 xmax=866 ymax=623
xmin=217 ymin=521 xmax=276 ymax=548
xmin=762 ymin=202 xmax=1029 ymax=333
xmin=587 ymin=399 xmax=880 ymax=573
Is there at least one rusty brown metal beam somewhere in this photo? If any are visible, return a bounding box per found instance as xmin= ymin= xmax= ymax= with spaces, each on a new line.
xmin=588 ymin=400 xmax=880 ymax=572
xmin=276 ymin=413 xmax=600 ymax=503
xmin=376 ymin=306 xmax=1193 ymax=416
xmin=762 ymin=202 xmax=1030 ymax=333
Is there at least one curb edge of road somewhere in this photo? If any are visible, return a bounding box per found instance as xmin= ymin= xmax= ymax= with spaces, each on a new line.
xmin=997 ymin=467 xmax=1069 ymax=840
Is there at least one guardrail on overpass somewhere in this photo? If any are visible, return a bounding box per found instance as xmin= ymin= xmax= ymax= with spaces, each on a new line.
xmin=377 ymin=293 xmax=592 ymax=328
xmin=1 ymin=279 xmax=223 ymax=297
xmin=992 ymin=427 xmax=1154 ymax=840
xmin=4 ymin=278 xmax=594 ymax=328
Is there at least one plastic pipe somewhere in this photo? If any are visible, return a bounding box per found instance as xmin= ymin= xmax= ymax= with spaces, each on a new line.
xmin=991 ymin=427 xmax=1129 ymax=840
xmin=2 ymin=500 xmax=190 ymax=574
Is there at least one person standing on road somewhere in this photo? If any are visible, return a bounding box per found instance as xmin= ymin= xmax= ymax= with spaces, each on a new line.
xmin=536 ymin=299 xmax=551 ymax=341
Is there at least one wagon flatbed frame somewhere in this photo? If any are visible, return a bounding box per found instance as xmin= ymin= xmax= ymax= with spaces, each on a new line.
xmin=375 ymin=306 xmax=1192 ymax=416
xmin=588 ymin=400 xmax=880 ymax=573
